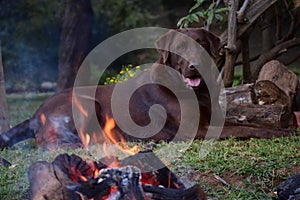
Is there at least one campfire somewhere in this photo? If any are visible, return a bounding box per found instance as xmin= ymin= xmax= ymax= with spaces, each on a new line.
xmin=28 ymin=152 xmax=206 ymax=200
xmin=28 ymin=116 xmax=207 ymax=200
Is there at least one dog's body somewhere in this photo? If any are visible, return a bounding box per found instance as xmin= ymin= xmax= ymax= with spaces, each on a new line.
xmin=0 ymin=28 xmax=291 ymax=149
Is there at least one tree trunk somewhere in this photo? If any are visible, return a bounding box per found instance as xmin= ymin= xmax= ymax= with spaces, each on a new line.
xmin=259 ymin=6 xmax=274 ymax=54
xmin=223 ymin=0 xmax=239 ymax=87
xmin=241 ymin=31 xmax=252 ymax=83
xmin=0 ymin=43 xmax=10 ymax=133
xmin=56 ymin=0 xmax=93 ymax=92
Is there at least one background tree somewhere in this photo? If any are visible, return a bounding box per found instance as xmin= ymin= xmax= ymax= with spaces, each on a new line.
xmin=0 ymin=0 xmax=62 ymax=92
xmin=0 ymin=43 xmax=10 ymax=133
xmin=0 ymin=0 xmax=177 ymax=93
xmin=56 ymin=0 xmax=94 ymax=92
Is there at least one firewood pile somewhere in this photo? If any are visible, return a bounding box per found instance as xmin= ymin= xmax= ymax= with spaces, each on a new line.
xmin=220 ymin=60 xmax=300 ymax=128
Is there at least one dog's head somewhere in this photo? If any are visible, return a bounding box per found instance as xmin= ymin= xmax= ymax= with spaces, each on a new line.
xmin=153 ymin=28 xmax=220 ymax=90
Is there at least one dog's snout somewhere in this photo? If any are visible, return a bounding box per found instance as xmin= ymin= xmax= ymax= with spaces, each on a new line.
xmin=188 ymin=65 xmax=196 ymax=70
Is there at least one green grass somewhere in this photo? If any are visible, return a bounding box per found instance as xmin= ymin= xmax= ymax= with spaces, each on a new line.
xmin=0 ymin=93 xmax=299 ymax=200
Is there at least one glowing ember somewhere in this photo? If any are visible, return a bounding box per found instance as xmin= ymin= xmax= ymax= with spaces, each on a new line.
xmin=29 ymin=153 xmax=207 ymax=200
xmin=93 ymin=168 xmax=99 ymax=178
xmin=70 ymin=166 xmax=88 ymax=182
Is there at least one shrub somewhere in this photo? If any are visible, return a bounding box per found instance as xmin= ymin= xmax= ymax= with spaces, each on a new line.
xmin=103 ymin=64 xmax=142 ymax=85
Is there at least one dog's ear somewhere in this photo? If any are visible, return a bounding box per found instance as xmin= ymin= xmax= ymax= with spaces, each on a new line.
xmin=198 ymin=29 xmax=220 ymax=58
xmin=155 ymin=30 xmax=175 ymax=64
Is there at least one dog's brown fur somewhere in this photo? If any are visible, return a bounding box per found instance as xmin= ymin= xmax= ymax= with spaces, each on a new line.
xmin=0 ymin=28 xmax=292 ymax=149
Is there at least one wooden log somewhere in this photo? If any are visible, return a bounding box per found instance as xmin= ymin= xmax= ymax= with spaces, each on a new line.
xmin=28 ymin=161 xmax=78 ymax=200
xmin=221 ymin=81 xmax=291 ymax=128
xmin=143 ymin=185 xmax=207 ymax=200
xmin=257 ymin=60 xmax=298 ymax=126
xmin=258 ymin=60 xmax=298 ymax=105
xmin=225 ymin=104 xmax=289 ymax=128
xmin=219 ymin=83 xmax=254 ymax=110
xmin=252 ymin=80 xmax=290 ymax=106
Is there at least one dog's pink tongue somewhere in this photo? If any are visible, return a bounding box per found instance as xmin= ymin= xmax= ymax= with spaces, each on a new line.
xmin=186 ymin=77 xmax=201 ymax=87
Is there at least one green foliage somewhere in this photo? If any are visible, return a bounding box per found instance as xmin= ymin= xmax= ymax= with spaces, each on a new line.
xmin=177 ymin=0 xmax=227 ymax=28
xmin=102 ymin=64 xmax=142 ymax=85
xmin=92 ymin=0 xmax=160 ymax=33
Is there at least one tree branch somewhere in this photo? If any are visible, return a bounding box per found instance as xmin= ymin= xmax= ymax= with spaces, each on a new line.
xmin=253 ymin=38 xmax=300 ymax=79
xmin=220 ymin=0 xmax=278 ymax=47
xmin=278 ymin=0 xmax=299 ymax=43
xmin=237 ymin=0 xmax=251 ymax=23
xmin=281 ymin=50 xmax=300 ymax=66
xmin=235 ymin=54 xmax=260 ymax=65
xmin=206 ymin=0 xmax=223 ymax=31
xmin=275 ymin=3 xmax=282 ymax=42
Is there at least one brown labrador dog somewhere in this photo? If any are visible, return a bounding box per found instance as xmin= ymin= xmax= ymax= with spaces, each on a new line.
xmin=0 ymin=28 xmax=291 ymax=149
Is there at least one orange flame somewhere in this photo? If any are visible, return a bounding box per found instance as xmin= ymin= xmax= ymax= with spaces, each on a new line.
xmin=103 ymin=116 xmax=140 ymax=156
xmin=73 ymin=93 xmax=88 ymax=118
xmin=78 ymin=128 xmax=90 ymax=149
xmin=73 ymin=93 xmax=91 ymax=148
xmin=40 ymin=113 xmax=46 ymax=125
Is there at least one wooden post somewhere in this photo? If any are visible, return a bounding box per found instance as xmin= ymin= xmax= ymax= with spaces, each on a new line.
xmin=223 ymin=0 xmax=239 ymax=87
xmin=241 ymin=31 xmax=252 ymax=83
xmin=0 ymin=42 xmax=10 ymax=133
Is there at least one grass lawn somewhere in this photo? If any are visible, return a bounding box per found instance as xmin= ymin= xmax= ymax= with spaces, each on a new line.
xmin=0 ymin=93 xmax=299 ymax=200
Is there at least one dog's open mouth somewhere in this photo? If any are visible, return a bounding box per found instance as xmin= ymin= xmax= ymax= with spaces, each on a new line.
xmin=182 ymin=75 xmax=202 ymax=88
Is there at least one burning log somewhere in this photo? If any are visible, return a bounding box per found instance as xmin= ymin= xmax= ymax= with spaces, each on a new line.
xmin=28 ymin=152 xmax=207 ymax=200
xmin=277 ymin=174 xmax=300 ymax=200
